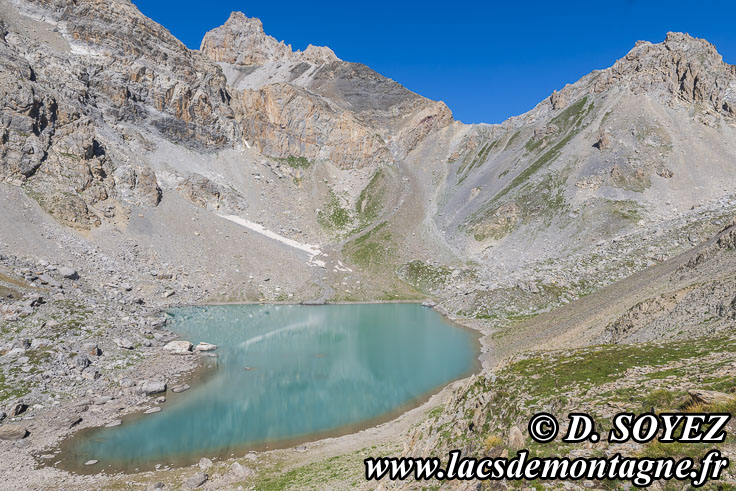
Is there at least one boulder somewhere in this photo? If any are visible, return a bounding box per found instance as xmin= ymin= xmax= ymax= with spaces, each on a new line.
xmin=114 ymin=338 xmax=135 ymax=350
xmin=163 ymin=341 xmax=193 ymax=354
xmin=139 ymin=379 xmax=167 ymax=395
xmin=144 ymin=407 xmax=162 ymax=414
xmin=0 ymin=425 xmax=28 ymax=440
xmin=81 ymin=367 xmax=100 ymax=380
xmin=9 ymin=402 xmax=28 ymax=417
xmin=689 ymin=389 xmax=734 ymax=406
xmin=38 ymin=274 xmax=60 ymax=288
xmin=507 ymin=425 xmax=525 ymax=451
xmin=84 ymin=343 xmax=102 ymax=356
xmin=59 ymin=267 xmax=78 ymax=280
xmin=183 ymin=472 xmax=208 ymax=489
xmin=171 ymin=384 xmax=190 ymax=393
xmin=119 ymin=377 xmax=136 ymax=388
xmin=62 ymin=416 xmax=83 ymax=429
xmin=194 ymin=342 xmax=217 ymax=352
xmin=75 ymin=355 xmax=91 ymax=369
xmin=230 ymin=462 xmax=255 ymax=478
xmin=198 ymin=457 xmax=213 ymax=470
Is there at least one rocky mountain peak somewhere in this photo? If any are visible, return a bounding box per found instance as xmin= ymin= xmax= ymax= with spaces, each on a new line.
xmin=200 ymin=12 xmax=340 ymax=67
xmin=200 ymin=11 xmax=292 ymax=65
xmin=662 ymin=31 xmax=720 ymax=58
xmin=585 ymin=31 xmax=736 ymax=118
xmin=300 ymin=44 xmax=339 ymax=64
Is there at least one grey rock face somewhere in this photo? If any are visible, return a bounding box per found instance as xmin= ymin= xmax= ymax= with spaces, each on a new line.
xmin=200 ymin=12 xmax=293 ymax=66
xmin=113 ymin=165 xmax=162 ymax=207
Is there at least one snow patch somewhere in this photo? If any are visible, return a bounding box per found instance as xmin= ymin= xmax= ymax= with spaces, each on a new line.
xmin=218 ymin=214 xmax=323 ymax=260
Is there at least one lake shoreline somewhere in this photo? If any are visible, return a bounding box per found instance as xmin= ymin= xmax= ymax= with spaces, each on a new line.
xmin=13 ymin=300 xmax=495 ymax=489
xmin=50 ymin=302 xmax=489 ymax=477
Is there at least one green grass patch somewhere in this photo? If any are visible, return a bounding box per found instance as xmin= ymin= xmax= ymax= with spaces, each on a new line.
xmin=318 ymin=190 xmax=353 ymax=231
xmin=398 ymin=260 xmax=451 ymax=294
xmin=507 ymin=336 xmax=736 ymax=399
xmin=355 ymin=169 xmax=386 ymax=228
xmin=343 ymin=222 xmax=395 ymax=269
xmin=278 ymin=155 xmax=312 ymax=169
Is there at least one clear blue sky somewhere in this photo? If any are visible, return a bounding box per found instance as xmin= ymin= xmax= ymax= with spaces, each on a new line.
xmin=132 ymin=0 xmax=736 ymax=124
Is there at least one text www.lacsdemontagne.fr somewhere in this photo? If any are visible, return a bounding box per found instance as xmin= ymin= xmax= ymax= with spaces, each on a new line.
xmin=364 ymin=449 xmax=728 ymax=487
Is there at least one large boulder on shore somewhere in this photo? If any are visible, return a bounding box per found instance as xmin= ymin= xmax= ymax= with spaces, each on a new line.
xmin=0 ymin=425 xmax=29 ymax=440
xmin=138 ymin=379 xmax=167 ymax=395
xmin=163 ymin=341 xmax=193 ymax=354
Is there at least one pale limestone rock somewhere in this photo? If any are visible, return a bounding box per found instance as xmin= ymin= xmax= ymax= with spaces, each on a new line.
xmin=163 ymin=341 xmax=193 ymax=354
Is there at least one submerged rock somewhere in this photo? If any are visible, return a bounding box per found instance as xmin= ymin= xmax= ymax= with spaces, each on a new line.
xmin=194 ymin=342 xmax=217 ymax=352
xmin=171 ymin=384 xmax=190 ymax=393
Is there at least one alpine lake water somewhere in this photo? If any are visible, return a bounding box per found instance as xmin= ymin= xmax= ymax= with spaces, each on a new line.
xmin=54 ymin=303 xmax=479 ymax=473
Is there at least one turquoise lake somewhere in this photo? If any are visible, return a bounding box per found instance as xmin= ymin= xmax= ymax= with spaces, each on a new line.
xmin=59 ymin=303 xmax=478 ymax=472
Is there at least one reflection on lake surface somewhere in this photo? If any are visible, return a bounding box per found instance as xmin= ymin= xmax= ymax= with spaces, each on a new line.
xmin=59 ymin=303 xmax=478 ymax=472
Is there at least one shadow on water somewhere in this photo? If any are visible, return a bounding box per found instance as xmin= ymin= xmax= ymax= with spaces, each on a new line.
xmin=45 ymin=303 xmax=480 ymax=475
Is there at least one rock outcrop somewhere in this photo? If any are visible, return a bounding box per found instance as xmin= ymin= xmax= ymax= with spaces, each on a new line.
xmin=592 ymin=32 xmax=736 ymax=117
xmin=201 ymin=11 xmax=452 ymax=167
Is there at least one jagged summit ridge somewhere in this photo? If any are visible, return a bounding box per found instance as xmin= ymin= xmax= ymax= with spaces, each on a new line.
xmin=200 ymin=11 xmax=339 ymax=67
xmin=550 ymin=32 xmax=736 ymax=118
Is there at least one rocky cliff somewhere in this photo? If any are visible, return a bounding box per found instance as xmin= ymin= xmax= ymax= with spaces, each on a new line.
xmin=201 ymin=11 xmax=453 ymax=168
